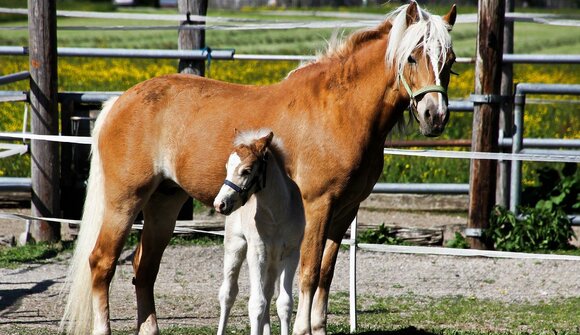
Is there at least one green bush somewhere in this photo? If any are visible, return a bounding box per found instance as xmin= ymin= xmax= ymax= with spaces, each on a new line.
xmin=358 ymin=223 xmax=406 ymax=245
xmin=446 ymin=232 xmax=470 ymax=249
xmin=487 ymin=205 xmax=574 ymax=252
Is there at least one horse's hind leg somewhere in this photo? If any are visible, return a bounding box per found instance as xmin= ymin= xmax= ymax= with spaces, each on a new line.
xmin=90 ymin=201 xmax=144 ymax=335
xmin=132 ymin=187 xmax=189 ymax=335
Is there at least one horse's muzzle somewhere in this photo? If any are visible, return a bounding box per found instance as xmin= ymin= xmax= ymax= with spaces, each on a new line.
xmin=214 ymin=200 xmax=233 ymax=216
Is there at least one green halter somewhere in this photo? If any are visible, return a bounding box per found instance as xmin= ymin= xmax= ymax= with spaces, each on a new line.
xmin=398 ymin=68 xmax=448 ymax=121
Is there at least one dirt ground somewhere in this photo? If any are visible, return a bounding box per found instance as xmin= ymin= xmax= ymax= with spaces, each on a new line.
xmin=2 ymin=194 xmax=580 ymax=333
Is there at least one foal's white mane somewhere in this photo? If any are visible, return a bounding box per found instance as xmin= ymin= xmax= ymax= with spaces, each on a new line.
xmin=234 ymin=128 xmax=285 ymax=156
xmin=386 ymin=3 xmax=453 ymax=75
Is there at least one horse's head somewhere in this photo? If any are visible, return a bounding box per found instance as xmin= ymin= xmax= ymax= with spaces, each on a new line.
xmin=387 ymin=2 xmax=457 ymax=137
xmin=213 ymin=130 xmax=273 ymax=215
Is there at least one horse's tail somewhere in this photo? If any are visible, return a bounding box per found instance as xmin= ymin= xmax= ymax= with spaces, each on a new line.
xmin=60 ymin=96 xmax=118 ymax=335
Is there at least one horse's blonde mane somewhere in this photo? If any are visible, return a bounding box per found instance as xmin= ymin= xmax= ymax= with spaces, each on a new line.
xmin=386 ymin=3 xmax=453 ymax=75
xmin=315 ymin=2 xmax=452 ymax=73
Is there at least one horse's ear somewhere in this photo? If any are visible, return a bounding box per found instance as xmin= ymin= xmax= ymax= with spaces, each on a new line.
xmin=406 ymin=1 xmax=420 ymax=27
xmin=443 ymin=4 xmax=457 ymax=31
xmin=255 ymin=131 xmax=274 ymax=156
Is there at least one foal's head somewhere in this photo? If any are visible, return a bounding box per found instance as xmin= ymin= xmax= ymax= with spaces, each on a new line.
xmin=387 ymin=2 xmax=457 ymax=137
xmin=213 ymin=130 xmax=274 ymax=215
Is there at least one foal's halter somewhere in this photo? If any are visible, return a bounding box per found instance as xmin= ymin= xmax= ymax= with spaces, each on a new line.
xmin=222 ymin=155 xmax=268 ymax=206
xmin=398 ymin=68 xmax=448 ymax=122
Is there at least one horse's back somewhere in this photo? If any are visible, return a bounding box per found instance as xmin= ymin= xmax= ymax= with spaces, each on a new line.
xmin=96 ymin=74 xmax=280 ymax=205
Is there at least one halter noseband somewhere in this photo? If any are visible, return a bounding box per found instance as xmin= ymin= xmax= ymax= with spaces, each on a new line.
xmin=222 ymin=156 xmax=268 ymax=206
xmin=398 ymin=69 xmax=448 ymax=122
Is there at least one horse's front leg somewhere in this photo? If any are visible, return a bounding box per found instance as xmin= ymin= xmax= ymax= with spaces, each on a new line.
xmin=293 ymin=198 xmax=333 ymax=335
xmin=311 ymin=206 xmax=359 ymax=335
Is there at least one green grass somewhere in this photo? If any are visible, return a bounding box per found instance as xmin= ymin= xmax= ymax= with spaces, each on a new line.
xmin=6 ymin=292 xmax=580 ymax=334
xmin=0 ymin=242 xmax=69 ymax=268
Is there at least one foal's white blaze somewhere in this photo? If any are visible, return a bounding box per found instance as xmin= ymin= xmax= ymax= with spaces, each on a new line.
xmin=213 ymin=152 xmax=243 ymax=214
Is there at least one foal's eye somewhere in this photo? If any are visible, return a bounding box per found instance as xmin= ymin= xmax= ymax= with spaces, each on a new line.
xmin=407 ymin=55 xmax=417 ymax=64
xmin=240 ymin=168 xmax=251 ymax=176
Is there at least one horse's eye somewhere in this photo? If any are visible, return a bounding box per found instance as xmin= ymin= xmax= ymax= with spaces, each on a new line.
xmin=407 ymin=55 xmax=417 ymax=64
xmin=240 ymin=168 xmax=251 ymax=176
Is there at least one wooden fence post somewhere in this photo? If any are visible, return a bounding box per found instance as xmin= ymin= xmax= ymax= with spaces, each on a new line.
xmin=28 ymin=0 xmax=61 ymax=242
xmin=467 ymin=0 xmax=505 ymax=249
xmin=178 ymin=0 xmax=208 ymax=76
xmin=177 ymin=0 xmax=208 ymax=219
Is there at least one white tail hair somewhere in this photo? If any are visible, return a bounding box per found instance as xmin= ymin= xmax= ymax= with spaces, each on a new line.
xmin=60 ymin=96 xmax=118 ymax=335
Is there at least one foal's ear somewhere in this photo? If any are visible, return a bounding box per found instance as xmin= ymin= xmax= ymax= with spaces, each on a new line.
xmin=443 ymin=4 xmax=457 ymax=31
xmin=255 ymin=131 xmax=274 ymax=156
xmin=405 ymin=1 xmax=420 ymax=27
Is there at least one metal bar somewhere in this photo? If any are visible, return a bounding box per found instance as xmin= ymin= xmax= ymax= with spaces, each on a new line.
xmin=58 ymin=91 xmax=122 ymax=103
xmin=373 ymin=183 xmax=469 ymax=194
xmin=0 ymin=46 xmax=235 ymax=60
xmin=500 ymin=138 xmax=580 ymax=149
xmin=510 ymin=83 xmax=580 ymax=214
xmin=504 ymin=54 xmax=580 ymax=64
xmin=233 ymin=54 xmax=317 ymax=62
xmin=386 ymin=139 xmax=471 ymax=147
xmin=0 ymin=177 xmax=31 ymax=192
xmin=0 ymin=71 xmax=30 ymax=85
xmin=2 ymin=45 xmax=579 ymax=65
xmin=386 ymin=138 xmax=580 ymax=149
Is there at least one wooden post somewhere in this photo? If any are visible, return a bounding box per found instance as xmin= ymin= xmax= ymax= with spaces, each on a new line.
xmin=28 ymin=0 xmax=60 ymax=242
xmin=177 ymin=0 xmax=208 ymax=219
xmin=496 ymin=0 xmax=514 ymax=209
xmin=467 ymin=0 xmax=505 ymax=249
xmin=177 ymin=0 xmax=208 ymax=76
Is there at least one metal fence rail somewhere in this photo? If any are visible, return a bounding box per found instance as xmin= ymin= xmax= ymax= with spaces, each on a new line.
xmin=509 ymin=83 xmax=580 ymax=215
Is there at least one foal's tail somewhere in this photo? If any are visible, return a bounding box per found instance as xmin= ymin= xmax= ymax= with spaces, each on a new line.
xmin=60 ymin=97 xmax=118 ymax=335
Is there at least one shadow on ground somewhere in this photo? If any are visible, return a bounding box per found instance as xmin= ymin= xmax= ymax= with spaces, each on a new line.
xmin=0 ymin=279 xmax=56 ymax=315
xmin=334 ymin=326 xmax=436 ymax=335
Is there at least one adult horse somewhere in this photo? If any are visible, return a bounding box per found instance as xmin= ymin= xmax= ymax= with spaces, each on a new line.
xmin=61 ymin=2 xmax=457 ymax=334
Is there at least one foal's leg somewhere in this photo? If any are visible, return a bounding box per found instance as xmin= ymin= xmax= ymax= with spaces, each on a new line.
xmin=311 ymin=206 xmax=359 ymax=335
xmin=133 ymin=188 xmax=189 ymax=335
xmin=293 ymin=198 xmax=333 ymax=335
xmin=217 ymin=223 xmax=247 ymax=335
xmin=261 ymin=257 xmax=281 ymax=335
xmin=247 ymin=240 xmax=269 ymax=335
xmin=277 ymin=249 xmax=300 ymax=335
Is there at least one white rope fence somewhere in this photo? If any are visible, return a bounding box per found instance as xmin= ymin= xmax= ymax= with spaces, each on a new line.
xmin=0 ymin=131 xmax=578 ymax=162
xmin=1 ymin=8 xmax=580 ymax=29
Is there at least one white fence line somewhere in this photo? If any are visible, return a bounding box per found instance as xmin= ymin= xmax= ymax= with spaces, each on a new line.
xmin=1 ymin=8 xmax=580 ymax=28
